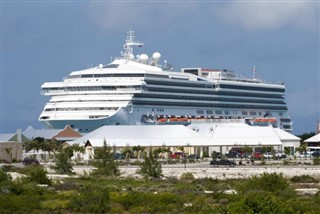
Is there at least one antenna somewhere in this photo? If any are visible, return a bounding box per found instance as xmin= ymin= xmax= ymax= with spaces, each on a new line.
xmin=121 ymin=29 xmax=143 ymax=60
xmin=252 ymin=66 xmax=257 ymax=79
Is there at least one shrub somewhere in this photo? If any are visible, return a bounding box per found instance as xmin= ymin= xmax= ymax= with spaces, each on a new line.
xmin=0 ymin=168 xmax=11 ymax=182
xmin=313 ymin=157 xmax=320 ymax=165
xmin=180 ymin=172 xmax=195 ymax=181
xmin=92 ymin=141 xmax=120 ymax=177
xmin=71 ymin=186 xmax=111 ymax=213
xmin=28 ymin=165 xmax=51 ymax=185
xmin=227 ymin=191 xmax=295 ymax=214
xmin=52 ymin=148 xmax=73 ymax=174
xmin=238 ymin=173 xmax=293 ymax=197
xmin=290 ymin=174 xmax=318 ymax=183
xmin=137 ymin=149 xmax=162 ymax=180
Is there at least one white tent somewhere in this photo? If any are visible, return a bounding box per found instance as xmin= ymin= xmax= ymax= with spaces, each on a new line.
xmin=304 ymin=133 xmax=320 ymax=143
xmin=68 ymin=125 xmax=209 ymax=147
xmin=189 ymin=123 xmax=282 ymax=146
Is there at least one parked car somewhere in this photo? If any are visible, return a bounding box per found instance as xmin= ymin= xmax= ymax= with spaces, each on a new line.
xmin=226 ymin=151 xmax=241 ymax=158
xmin=169 ymin=152 xmax=186 ymax=159
xmin=263 ymin=152 xmax=273 ymax=159
xmin=312 ymin=151 xmax=320 ymax=157
xmin=22 ymin=157 xmax=39 ymax=166
xmin=275 ymin=151 xmax=287 ymax=159
xmin=298 ymin=152 xmax=311 ymax=158
xmin=252 ymin=152 xmax=263 ymax=159
xmin=187 ymin=154 xmax=200 ymax=160
xmin=114 ymin=153 xmax=125 ymax=160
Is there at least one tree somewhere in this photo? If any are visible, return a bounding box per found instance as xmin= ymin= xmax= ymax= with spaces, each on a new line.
xmin=93 ymin=140 xmax=120 ymax=176
xmin=132 ymin=145 xmax=145 ymax=159
xmin=71 ymin=143 xmax=85 ymax=161
xmin=138 ymin=148 xmax=163 ymax=180
xmin=52 ymin=147 xmax=73 ymax=174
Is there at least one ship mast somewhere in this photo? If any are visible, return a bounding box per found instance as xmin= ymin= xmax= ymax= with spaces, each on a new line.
xmin=121 ymin=29 xmax=143 ymax=60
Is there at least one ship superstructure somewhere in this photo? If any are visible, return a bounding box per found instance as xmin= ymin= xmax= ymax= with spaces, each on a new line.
xmin=39 ymin=30 xmax=292 ymax=132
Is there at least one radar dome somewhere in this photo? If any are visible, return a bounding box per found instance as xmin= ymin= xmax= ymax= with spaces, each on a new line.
xmin=99 ymin=64 xmax=103 ymax=69
xmin=140 ymin=54 xmax=149 ymax=64
xmin=152 ymin=52 xmax=161 ymax=61
xmin=129 ymin=54 xmax=135 ymax=60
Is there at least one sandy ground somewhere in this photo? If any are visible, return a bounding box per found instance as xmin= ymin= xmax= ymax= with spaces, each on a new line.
xmin=67 ymin=160 xmax=320 ymax=180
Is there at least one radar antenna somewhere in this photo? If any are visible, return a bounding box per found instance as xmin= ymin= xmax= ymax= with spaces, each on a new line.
xmin=121 ymin=29 xmax=143 ymax=60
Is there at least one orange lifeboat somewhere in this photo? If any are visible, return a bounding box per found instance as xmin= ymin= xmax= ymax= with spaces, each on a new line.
xmin=268 ymin=118 xmax=277 ymax=123
xmin=158 ymin=118 xmax=167 ymax=123
xmin=168 ymin=117 xmax=178 ymax=122
xmin=261 ymin=118 xmax=269 ymax=123
xmin=254 ymin=118 xmax=262 ymax=123
xmin=178 ymin=118 xmax=189 ymax=122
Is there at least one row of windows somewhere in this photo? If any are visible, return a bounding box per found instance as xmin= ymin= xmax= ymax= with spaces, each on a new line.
xmin=135 ymin=93 xmax=285 ymax=105
xmin=219 ymin=84 xmax=285 ymax=93
xmin=64 ymin=86 xmax=141 ymax=91
xmin=146 ymin=86 xmax=283 ymax=99
xmin=45 ymin=107 xmax=118 ymax=111
xmin=145 ymin=74 xmax=168 ymax=79
xmin=81 ymin=73 xmax=145 ymax=78
xmin=145 ymin=80 xmax=213 ymax=89
xmin=49 ymin=99 xmax=129 ymax=104
xmin=132 ymin=100 xmax=288 ymax=110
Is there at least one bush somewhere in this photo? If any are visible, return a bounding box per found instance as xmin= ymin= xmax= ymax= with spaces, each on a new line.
xmin=71 ymin=186 xmax=110 ymax=213
xmin=137 ymin=149 xmax=162 ymax=180
xmin=92 ymin=141 xmax=120 ymax=177
xmin=180 ymin=172 xmax=195 ymax=181
xmin=238 ymin=173 xmax=293 ymax=197
xmin=313 ymin=157 xmax=320 ymax=165
xmin=0 ymin=168 xmax=11 ymax=182
xmin=52 ymin=149 xmax=73 ymax=174
xmin=28 ymin=165 xmax=51 ymax=185
xmin=290 ymin=174 xmax=318 ymax=183
xmin=227 ymin=190 xmax=295 ymax=214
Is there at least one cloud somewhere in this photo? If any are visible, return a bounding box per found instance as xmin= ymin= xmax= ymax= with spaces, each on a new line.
xmin=88 ymin=2 xmax=198 ymax=31
xmin=218 ymin=2 xmax=319 ymax=31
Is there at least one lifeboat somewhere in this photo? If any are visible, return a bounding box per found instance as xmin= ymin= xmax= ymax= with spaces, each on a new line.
xmin=168 ymin=117 xmax=178 ymax=122
xmin=178 ymin=118 xmax=189 ymax=122
xmin=260 ymin=118 xmax=269 ymax=123
xmin=158 ymin=118 xmax=167 ymax=123
xmin=254 ymin=118 xmax=262 ymax=123
xmin=268 ymin=118 xmax=277 ymax=123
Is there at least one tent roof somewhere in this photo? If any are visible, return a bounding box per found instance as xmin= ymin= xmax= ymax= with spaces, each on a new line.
xmin=69 ymin=124 xmax=284 ymax=147
xmin=68 ymin=125 xmax=207 ymax=147
xmin=208 ymin=125 xmax=282 ymax=146
xmin=304 ymin=133 xmax=320 ymax=142
xmin=273 ymin=128 xmax=301 ymax=141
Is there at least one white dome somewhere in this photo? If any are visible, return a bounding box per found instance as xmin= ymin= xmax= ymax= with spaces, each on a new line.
xmin=152 ymin=52 xmax=161 ymax=63
xmin=152 ymin=52 xmax=161 ymax=61
xmin=140 ymin=54 xmax=149 ymax=63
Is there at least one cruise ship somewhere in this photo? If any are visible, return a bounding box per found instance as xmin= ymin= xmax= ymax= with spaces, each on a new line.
xmin=39 ymin=30 xmax=292 ymax=132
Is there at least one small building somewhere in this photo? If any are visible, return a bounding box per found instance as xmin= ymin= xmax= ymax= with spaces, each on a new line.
xmin=0 ymin=129 xmax=27 ymax=162
xmin=23 ymin=125 xmax=82 ymax=142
